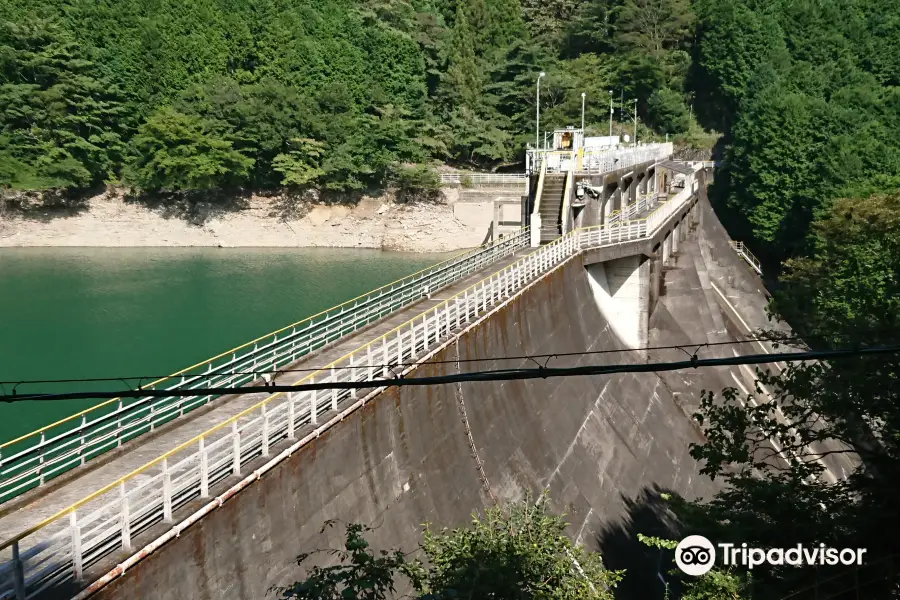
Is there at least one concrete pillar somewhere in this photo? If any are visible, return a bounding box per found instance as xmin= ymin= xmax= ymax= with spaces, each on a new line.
xmin=638 ymin=257 xmax=650 ymax=352
xmin=649 ymin=253 xmax=662 ymax=313
xmin=492 ymin=201 xmax=501 ymax=243
xmin=662 ymin=232 xmax=671 ymax=264
xmin=672 ymin=222 xmax=679 ymax=254
xmin=585 ymin=255 xmax=649 ymax=350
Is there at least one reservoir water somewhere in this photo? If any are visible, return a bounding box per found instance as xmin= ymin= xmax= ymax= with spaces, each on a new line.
xmin=0 ymin=247 xmax=452 ymax=445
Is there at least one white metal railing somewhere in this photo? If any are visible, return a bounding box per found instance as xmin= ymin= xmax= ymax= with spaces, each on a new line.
xmin=530 ymin=143 xmax=673 ymax=176
xmin=0 ymin=229 xmax=531 ymax=505
xmin=605 ymin=192 xmax=658 ymax=225
xmin=0 ymin=185 xmax=701 ymax=600
xmin=729 ymin=241 xmax=762 ymax=275
xmin=440 ymin=173 xmax=528 ymax=186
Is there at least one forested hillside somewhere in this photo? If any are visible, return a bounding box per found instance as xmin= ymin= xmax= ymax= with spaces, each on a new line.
xmin=0 ymin=0 xmax=699 ymax=197
xmin=1 ymin=0 xmax=899 ymax=256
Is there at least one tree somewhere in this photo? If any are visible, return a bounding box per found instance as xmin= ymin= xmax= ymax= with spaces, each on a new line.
xmin=638 ymin=535 xmax=749 ymax=599
xmin=278 ymin=523 xmax=421 ymax=600
xmin=613 ymin=0 xmax=694 ymax=59
xmin=272 ymin=138 xmax=326 ymax=187
xmin=124 ymin=107 xmax=253 ymax=192
xmin=647 ymin=87 xmax=690 ymax=134
xmin=282 ymin=494 xmax=623 ymax=599
xmin=0 ymin=16 xmax=124 ymax=189
xmin=681 ymin=193 xmax=900 ymax=596
xmin=440 ymin=6 xmax=482 ymax=111
xmin=690 ymin=0 xmax=788 ymax=132
xmin=418 ymin=495 xmax=622 ymax=598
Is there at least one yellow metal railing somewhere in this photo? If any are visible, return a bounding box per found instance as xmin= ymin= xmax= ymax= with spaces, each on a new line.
xmin=0 ymin=231 xmax=530 ymax=501
xmin=0 ymin=231 xmax=572 ymax=555
xmin=0 ymin=183 xmax=703 ymax=598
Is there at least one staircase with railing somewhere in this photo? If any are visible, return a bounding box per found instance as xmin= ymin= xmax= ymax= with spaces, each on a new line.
xmin=729 ymin=240 xmax=762 ymax=275
xmin=539 ymin=173 xmax=566 ymax=242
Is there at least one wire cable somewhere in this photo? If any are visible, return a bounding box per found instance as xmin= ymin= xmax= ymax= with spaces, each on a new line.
xmin=2 ymin=344 xmax=898 ymax=403
xmin=0 ymin=336 xmax=806 ymax=389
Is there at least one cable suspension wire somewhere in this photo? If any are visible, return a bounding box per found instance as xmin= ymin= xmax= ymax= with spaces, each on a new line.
xmin=2 ymin=344 xmax=898 ymax=404
xmin=0 ymin=337 xmax=806 ymax=389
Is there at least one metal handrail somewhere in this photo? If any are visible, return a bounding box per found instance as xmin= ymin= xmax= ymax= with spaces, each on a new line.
xmin=530 ymin=159 xmax=548 ymax=247
xmin=0 ymin=184 xmax=700 ymax=600
xmin=729 ymin=240 xmax=762 ymax=275
xmin=560 ymin=167 xmax=574 ymax=234
xmin=0 ymin=229 xmax=531 ymax=504
xmin=440 ymin=173 xmax=527 ymax=186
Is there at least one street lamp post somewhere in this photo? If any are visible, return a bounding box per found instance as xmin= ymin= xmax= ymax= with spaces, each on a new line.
xmin=608 ymin=90 xmax=613 ymax=138
xmin=536 ymin=72 xmax=545 ymax=150
xmin=633 ymin=99 xmax=638 ymax=148
xmin=581 ymin=92 xmax=586 ymax=131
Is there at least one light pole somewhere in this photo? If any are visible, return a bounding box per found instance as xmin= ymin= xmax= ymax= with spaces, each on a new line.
xmin=581 ymin=92 xmax=586 ymax=131
xmin=633 ymin=99 xmax=638 ymax=148
xmin=536 ymin=72 xmax=545 ymax=150
xmin=608 ymin=90 xmax=613 ymax=138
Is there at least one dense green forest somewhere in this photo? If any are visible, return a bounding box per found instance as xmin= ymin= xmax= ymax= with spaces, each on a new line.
xmin=3 ymin=0 xmax=899 ymax=261
xmin=0 ymin=0 xmax=702 ymax=199
xmin=2 ymin=0 xmax=898 ymax=263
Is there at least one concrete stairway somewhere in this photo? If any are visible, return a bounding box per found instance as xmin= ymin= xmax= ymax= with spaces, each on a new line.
xmin=539 ymin=173 xmax=566 ymax=243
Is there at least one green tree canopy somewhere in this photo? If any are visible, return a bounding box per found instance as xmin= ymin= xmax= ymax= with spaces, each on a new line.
xmin=124 ymin=107 xmax=253 ymax=192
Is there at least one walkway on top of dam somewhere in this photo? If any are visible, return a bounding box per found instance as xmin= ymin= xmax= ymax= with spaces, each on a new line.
xmin=0 ymin=248 xmax=531 ymax=549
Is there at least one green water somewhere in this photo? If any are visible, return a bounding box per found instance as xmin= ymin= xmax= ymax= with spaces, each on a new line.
xmin=0 ymin=247 xmax=452 ymax=445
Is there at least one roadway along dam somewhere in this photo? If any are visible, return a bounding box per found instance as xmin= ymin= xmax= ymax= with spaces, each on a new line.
xmin=82 ymin=184 xmax=780 ymax=600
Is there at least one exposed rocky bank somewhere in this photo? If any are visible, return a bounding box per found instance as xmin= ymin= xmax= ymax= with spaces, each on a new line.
xmin=0 ymin=188 xmax=490 ymax=252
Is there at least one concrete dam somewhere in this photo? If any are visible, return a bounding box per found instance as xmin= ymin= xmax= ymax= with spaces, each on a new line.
xmin=77 ymin=182 xmax=775 ymax=600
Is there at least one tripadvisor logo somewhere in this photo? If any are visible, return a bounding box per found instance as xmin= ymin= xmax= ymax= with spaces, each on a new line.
xmin=675 ymin=536 xmax=868 ymax=576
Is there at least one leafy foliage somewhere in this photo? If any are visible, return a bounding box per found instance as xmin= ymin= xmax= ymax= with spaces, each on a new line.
xmin=282 ymin=495 xmax=623 ymax=600
xmin=681 ymin=192 xmax=900 ymax=595
xmin=124 ymin=107 xmax=253 ymax=192
xmin=0 ymin=0 xmax=711 ymax=194
xmin=277 ymin=522 xmax=423 ymax=600
xmin=0 ymin=16 xmax=124 ymax=189
xmin=637 ymin=534 xmax=749 ymax=600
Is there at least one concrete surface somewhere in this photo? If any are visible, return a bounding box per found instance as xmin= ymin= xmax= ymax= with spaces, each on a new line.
xmin=84 ymin=250 xmax=726 ymax=600
xmin=34 ymin=174 xmax=814 ymax=600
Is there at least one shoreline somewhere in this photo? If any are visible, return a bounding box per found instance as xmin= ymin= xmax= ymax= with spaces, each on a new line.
xmin=0 ymin=189 xmax=492 ymax=253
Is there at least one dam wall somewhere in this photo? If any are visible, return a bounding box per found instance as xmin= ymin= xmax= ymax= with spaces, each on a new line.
xmin=89 ymin=245 xmax=725 ymax=600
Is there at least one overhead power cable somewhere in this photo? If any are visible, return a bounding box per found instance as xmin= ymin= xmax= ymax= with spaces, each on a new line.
xmin=0 ymin=337 xmax=806 ymax=389
xmin=2 ymin=344 xmax=898 ymax=404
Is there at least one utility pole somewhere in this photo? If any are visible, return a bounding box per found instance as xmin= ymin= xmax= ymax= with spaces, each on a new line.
xmin=608 ymin=90 xmax=613 ymax=138
xmin=619 ymin=97 xmax=639 ymax=148
xmin=535 ymin=72 xmax=545 ymax=150
xmin=581 ymin=92 xmax=586 ymax=131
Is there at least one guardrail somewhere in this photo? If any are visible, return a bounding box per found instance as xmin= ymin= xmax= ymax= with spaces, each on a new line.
xmin=529 ymin=143 xmax=672 ymax=176
xmin=0 ymin=229 xmax=531 ymax=505
xmin=729 ymin=240 xmax=762 ymax=275
xmin=439 ymin=173 xmax=527 ymax=186
xmin=530 ymin=159 xmax=547 ymax=247
xmin=0 ymin=185 xmax=701 ymax=600
xmin=605 ymin=192 xmax=659 ymax=226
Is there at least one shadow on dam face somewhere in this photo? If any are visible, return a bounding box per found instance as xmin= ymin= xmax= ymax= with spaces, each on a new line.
xmin=82 ymin=199 xmax=771 ymax=600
